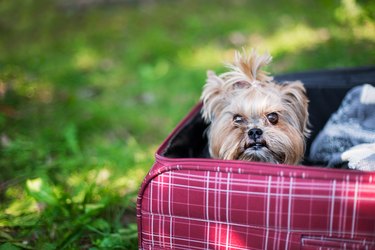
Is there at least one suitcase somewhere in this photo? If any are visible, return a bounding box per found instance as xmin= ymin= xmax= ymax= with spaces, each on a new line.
xmin=137 ymin=67 xmax=375 ymax=250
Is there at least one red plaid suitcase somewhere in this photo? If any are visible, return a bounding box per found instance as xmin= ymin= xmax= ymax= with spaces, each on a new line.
xmin=137 ymin=67 xmax=375 ymax=250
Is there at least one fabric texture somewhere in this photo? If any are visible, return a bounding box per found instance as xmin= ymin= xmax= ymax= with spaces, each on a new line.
xmin=137 ymin=162 xmax=375 ymax=250
xmin=309 ymin=84 xmax=375 ymax=170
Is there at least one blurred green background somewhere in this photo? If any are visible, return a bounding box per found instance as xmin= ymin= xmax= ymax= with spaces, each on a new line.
xmin=0 ymin=0 xmax=374 ymax=249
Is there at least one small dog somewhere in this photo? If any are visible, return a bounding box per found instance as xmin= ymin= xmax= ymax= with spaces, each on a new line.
xmin=201 ymin=49 xmax=309 ymax=165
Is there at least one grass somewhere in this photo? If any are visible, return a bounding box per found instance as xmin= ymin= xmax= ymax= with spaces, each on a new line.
xmin=0 ymin=0 xmax=374 ymax=249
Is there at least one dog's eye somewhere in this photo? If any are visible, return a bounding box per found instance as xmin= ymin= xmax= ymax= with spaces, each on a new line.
xmin=233 ymin=114 xmax=245 ymax=124
xmin=266 ymin=112 xmax=279 ymax=125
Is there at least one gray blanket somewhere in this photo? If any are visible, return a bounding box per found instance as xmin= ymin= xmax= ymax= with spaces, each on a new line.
xmin=309 ymin=84 xmax=375 ymax=171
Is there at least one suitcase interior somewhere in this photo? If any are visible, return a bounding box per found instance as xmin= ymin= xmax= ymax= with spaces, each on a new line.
xmin=162 ymin=66 xmax=375 ymax=166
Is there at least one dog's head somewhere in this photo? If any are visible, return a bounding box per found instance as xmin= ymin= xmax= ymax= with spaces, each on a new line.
xmin=201 ymin=49 xmax=309 ymax=165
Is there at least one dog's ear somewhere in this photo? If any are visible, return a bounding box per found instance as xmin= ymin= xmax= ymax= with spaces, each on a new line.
xmin=201 ymin=70 xmax=227 ymax=122
xmin=280 ymin=81 xmax=310 ymax=137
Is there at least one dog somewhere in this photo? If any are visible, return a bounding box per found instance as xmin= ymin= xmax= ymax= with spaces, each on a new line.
xmin=201 ymin=49 xmax=309 ymax=165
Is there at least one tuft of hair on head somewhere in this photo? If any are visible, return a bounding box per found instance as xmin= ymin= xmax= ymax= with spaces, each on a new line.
xmin=201 ymin=49 xmax=274 ymax=123
xmin=223 ymin=48 xmax=273 ymax=85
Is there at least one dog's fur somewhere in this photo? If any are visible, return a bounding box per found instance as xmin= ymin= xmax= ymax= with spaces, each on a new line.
xmin=201 ymin=49 xmax=309 ymax=165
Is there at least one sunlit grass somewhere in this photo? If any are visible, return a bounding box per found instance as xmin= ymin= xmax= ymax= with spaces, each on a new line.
xmin=352 ymin=21 xmax=375 ymax=42
xmin=264 ymin=24 xmax=330 ymax=55
xmin=177 ymin=46 xmax=233 ymax=69
xmin=74 ymin=48 xmax=101 ymax=72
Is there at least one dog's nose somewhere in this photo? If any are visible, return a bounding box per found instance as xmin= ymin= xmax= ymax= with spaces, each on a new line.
xmin=248 ymin=128 xmax=263 ymax=140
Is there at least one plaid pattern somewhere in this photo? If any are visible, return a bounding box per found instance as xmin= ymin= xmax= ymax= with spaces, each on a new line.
xmin=137 ymin=161 xmax=375 ymax=250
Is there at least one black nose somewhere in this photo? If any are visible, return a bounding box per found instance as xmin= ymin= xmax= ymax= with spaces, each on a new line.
xmin=248 ymin=128 xmax=263 ymax=140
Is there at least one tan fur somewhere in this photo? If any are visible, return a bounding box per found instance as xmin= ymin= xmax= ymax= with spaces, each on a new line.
xmin=201 ymin=49 xmax=309 ymax=165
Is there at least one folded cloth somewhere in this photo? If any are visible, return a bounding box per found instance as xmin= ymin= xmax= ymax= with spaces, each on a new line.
xmin=309 ymin=84 xmax=375 ymax=170
xmin=341 ymin=143 xmax=375 ymax=171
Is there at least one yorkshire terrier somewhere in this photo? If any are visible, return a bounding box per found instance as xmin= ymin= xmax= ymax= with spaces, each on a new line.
xmin=201 ymin=49 xmax=309 ymax=165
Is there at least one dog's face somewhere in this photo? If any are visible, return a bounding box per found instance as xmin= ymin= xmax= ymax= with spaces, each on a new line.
xmin=201 ymin=50 xmax=309 ymax=165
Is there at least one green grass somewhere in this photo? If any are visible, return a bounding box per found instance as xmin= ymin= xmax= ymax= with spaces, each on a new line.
xmin=0 ymin=0 xmax=374 ymax=249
